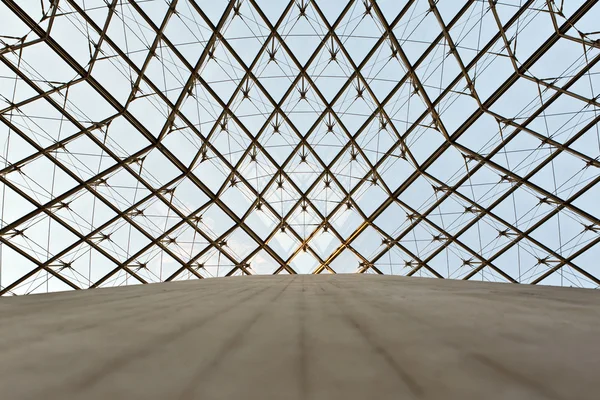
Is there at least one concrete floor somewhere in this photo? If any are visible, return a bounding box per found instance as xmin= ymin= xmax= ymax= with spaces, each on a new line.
xmin=0 ymin=275 xmax=599 ymax=400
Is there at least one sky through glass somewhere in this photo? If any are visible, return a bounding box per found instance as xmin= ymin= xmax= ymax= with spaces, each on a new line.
xmin=0 ymin=0 xmax=599 ymax=295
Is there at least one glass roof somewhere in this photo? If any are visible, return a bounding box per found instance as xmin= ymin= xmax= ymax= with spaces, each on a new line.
xmin=0 ymin=0 xmax=599 ymax=294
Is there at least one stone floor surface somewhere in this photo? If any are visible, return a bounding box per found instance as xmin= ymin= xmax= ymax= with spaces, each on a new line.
xmin=1 ymin=275 xmax=599 ymax=399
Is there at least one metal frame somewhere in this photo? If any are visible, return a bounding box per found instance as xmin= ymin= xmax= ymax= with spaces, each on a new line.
xmin=0 ymin=0 xmax=599 ymax=294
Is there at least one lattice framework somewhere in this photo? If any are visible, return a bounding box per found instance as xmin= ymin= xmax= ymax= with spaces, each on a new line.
xmin=0 ymin=0 xmax=599 ymax=294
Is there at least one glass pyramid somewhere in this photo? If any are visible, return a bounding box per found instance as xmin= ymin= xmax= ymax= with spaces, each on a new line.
xmin=1 ymin=0 xmax=599 ymax=294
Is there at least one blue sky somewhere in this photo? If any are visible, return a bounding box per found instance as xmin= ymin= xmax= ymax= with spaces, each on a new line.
xmin=0 ymin=0 xmax=599 ymax=294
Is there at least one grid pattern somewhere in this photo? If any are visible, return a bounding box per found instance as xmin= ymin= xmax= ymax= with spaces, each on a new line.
xmin=0 ymin=0 xmax=599 ymax=295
